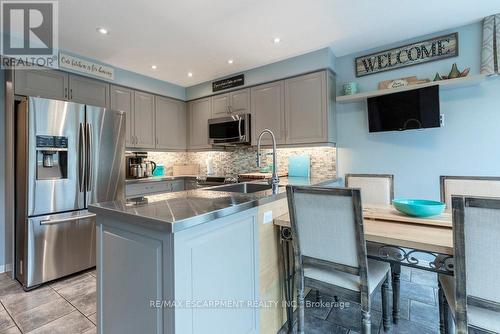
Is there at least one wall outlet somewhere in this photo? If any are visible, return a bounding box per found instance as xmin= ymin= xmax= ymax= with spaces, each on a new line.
xmin=440 ymin=114 xmax=445 ymax=127
xmin=263 ymin=211 xmax=273 ymax=224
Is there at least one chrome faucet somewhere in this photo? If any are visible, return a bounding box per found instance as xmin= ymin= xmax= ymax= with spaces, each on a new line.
xmin=257 ymin=129 xmax=279 ymax=194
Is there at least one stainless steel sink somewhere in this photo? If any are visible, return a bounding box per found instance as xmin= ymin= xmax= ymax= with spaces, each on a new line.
xmin=207 ymin=182 xmax=273 ymax=193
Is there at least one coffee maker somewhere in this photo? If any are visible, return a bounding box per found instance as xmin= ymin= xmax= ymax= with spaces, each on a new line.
xmin=125 ymin=152 xmax=148 ymax=179
xmin=125 ymin=152 xmax=157 ymax=179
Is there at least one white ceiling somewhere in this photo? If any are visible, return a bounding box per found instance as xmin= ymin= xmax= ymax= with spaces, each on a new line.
xmin=59 ymin=0 xmax=500 ymax=87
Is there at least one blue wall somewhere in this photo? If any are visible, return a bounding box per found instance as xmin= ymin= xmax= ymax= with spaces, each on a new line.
xmin=186 ymin=47 xmax=336 ymax=100
xmin=335 ymin=22 xmax=500 ymax=200
xmin=56 ymin=51 xmax=186 ymax=100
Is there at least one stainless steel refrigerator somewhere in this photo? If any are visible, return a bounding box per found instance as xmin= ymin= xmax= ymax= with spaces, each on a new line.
xmin=15 ymin=96 xmax=125 ymax=289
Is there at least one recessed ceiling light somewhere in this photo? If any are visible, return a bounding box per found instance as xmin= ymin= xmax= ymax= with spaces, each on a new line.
xmin=188 ymin=72 xmax=193 ymax=77
xmin=97 ymin=27 xmax=109 ymax=35
xmin=227 ymin=59 xmax=234 ymax=64
xmin=151 ymin=65 xmax=157 ymax=69
xmin=273 ymin=37 xmax=281 ymax=44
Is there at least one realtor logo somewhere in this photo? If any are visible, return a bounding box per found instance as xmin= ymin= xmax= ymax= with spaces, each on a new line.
xmin=1 ymin=0 xmax=58 ymax=68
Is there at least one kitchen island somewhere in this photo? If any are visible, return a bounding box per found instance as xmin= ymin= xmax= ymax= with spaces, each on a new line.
xmin=89 ymin=177 xmax=337 ymax=334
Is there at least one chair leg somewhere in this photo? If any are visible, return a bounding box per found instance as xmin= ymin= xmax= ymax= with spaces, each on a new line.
xmin=315 ymin=289 xmax=321 ymax=302
xmin=391 ymin=263 xmax=401 ymax=324
xmin=438 ymin=279 xmax=452 ymax=334
xmin=381 ymin=274 xmax=391 ymax=332
xmin=297 ymin=273 xmax=305 ymax=334
xmin=362 ymin=309 xmax=371 ymax=334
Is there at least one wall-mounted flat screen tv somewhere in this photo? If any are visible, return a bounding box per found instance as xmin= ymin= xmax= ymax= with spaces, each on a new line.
xmin=367 ymin=85 xmax=440 ymax=132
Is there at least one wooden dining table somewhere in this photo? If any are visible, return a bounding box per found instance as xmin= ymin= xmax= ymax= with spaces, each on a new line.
xmin=274 ymin=204 xmax=454 ymax=333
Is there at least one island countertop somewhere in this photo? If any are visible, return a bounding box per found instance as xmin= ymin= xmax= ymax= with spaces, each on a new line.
xmin=89 ymin=177 xmax=338 ymax=233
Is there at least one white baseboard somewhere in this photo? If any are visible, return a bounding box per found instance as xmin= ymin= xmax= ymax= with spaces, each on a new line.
xmin=0 ymin=263 xmax=12 ymax=274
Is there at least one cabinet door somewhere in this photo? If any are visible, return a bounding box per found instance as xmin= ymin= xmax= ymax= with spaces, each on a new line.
xmin=134 ymin=91 xmax=156 ymax=149
xmin=187 ymin=98 xmax=212 ymax=150
xmin=110 ymin=85 xmax=135 ymax=148
xmin=170 ymin=180 xmax=185 ymax=192
xmin=155 ymin=96 xmax=186 ymax=150
xmin=285 ymin=71 xmax=327 ymax=144
xmin=211 ymin=93 xmax=229 ymax=117
xmin=229 ymin=88 xmax=250 ymax=115
xmin=251 ymin=81 xmax=286 ymax=145
xmin=14 ymin=69 xmax=68 ymax=100
xmin=69 ymin=75 xmax=109 ymax=107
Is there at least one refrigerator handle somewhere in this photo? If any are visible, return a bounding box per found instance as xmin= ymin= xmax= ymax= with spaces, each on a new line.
xmin=86 ymin=123 xmax=93 ymax=191
xmin=78 ymin=123 xmax=86 ymax=192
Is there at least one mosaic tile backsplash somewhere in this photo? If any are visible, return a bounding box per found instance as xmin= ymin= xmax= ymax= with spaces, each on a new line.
xmin=147 ymin=146 xmax=336 ymax=179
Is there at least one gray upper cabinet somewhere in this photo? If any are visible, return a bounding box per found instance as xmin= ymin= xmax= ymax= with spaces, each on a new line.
xmin=187 ymin=97 xmax=212 ymax=150
xmin=68 ymin=75 xmax=109 ymax=108
xmin=230 ymin=89 xmax=250 ymax=115
xmin=155 ymin=96 xmax=186 ymax=150
xmin=285 ymin=71 xmax=335 ymax=144
xmin=251 ymin=81 xmax=286 ymax=145
xmin=14 ymin=69 xmax=69 ymax=100
xmin=211 ymin=89 xmax=250 ymax=118
xmin=110 ymin=85 xmax=135 ymax=148
xmin=14 ymin=69 xmax=110 ymax=108
xmin=211 ymin=93 xmax=230 ymax=117
xmin=134 ymin=91 xmax=156 ymax=149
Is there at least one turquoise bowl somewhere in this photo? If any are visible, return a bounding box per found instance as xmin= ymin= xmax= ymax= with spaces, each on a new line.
xmin=392 ymin=199 xmax=446 ymax=217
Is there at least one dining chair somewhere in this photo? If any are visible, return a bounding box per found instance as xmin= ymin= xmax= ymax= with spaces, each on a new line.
xmin=345 ymin=174 xmax=394 ymax=205
xmin=438 ymin=195 xmax=500 ymax=334
xmin=440 ymin=176 xmax=500 ymax=212
xmin=286 ymin=185 xmax=391 ymax=334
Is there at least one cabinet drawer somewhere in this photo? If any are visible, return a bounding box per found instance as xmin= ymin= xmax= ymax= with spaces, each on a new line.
xmin=126 ymin=182 xmax=172 ymax=197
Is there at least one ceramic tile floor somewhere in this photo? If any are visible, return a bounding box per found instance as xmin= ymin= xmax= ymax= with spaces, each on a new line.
xmin=0 ymin=266 xmax=442 ymax=334
xmin=0 ymin=269 xmax=96 ymax=334
xmin=278 ymin=266 xmax=443 ymax=334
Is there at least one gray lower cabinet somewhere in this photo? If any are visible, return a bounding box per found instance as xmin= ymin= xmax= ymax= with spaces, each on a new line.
xmin=251 ymin=81 xmax=286 ymax=145
xmin=155 ymin=96 xmax=186 ymax=150
xmin=110 ymin=85 xmax=135 ymax=148
xmin=14 ymin=69 xmax=69 ymax=100
xmin=68 ymin=75 xmax=109 ymax=107
xmin=187 ymin=97 xmax=212 ymax=150
xmin=134 ymin=91 xmax=156 ymax=149
xmin=96 ymin=207 xmax=258 ymax=334
xmin=284 ymin=71 xmax=336 ymax=144
xmin=126 ymin=180 xmax=185 ymax=198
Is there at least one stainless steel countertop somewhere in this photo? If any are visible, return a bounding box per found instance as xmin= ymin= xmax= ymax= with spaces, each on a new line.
xmin=125 ymin=175 xmax=197 ymax=184
xmin=90 ymin=177 xmax=339 ymax=233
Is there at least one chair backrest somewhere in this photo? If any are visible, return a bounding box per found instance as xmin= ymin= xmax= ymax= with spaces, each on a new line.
xmin=440 ymin=176 xmax=500 ymax=212
xmin=286 ymin=186 xmax=368 ymax=290
xmin=345 ymin=174 xmax=394 ymax=205
xmin=452 ymin=196 xmax=500 ymax=331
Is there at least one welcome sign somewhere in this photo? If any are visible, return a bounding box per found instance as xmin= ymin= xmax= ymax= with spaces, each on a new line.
xmin=355 ymin=33 xmax=458 ymax=77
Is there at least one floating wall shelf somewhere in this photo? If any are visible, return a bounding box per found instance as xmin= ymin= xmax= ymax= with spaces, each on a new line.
xmin=336 ymin=74 xmax=487 ymax=104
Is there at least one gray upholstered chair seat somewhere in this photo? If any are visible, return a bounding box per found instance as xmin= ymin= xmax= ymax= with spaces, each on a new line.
xmin=305 ymin=259 xmax=390 ymax=294
xmin=439 ymin=274 xmax=500 ymax=332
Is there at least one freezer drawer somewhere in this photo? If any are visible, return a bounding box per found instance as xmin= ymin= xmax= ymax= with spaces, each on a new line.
xmin=23 ymin=211 xmax=96 ymax=288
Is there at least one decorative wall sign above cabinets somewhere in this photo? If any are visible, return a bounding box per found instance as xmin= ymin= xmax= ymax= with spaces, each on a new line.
xmin=59 ymin=53 xmax=115 ymax=80
xmin=355 ymin=33 xmax=458 ymax=77
xmin=212 ymin=74 xmax=244 ymax=92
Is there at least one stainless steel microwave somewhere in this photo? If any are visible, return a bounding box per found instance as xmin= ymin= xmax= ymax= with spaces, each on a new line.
xmin=208 ymin=114 xmax=251 ymax=146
